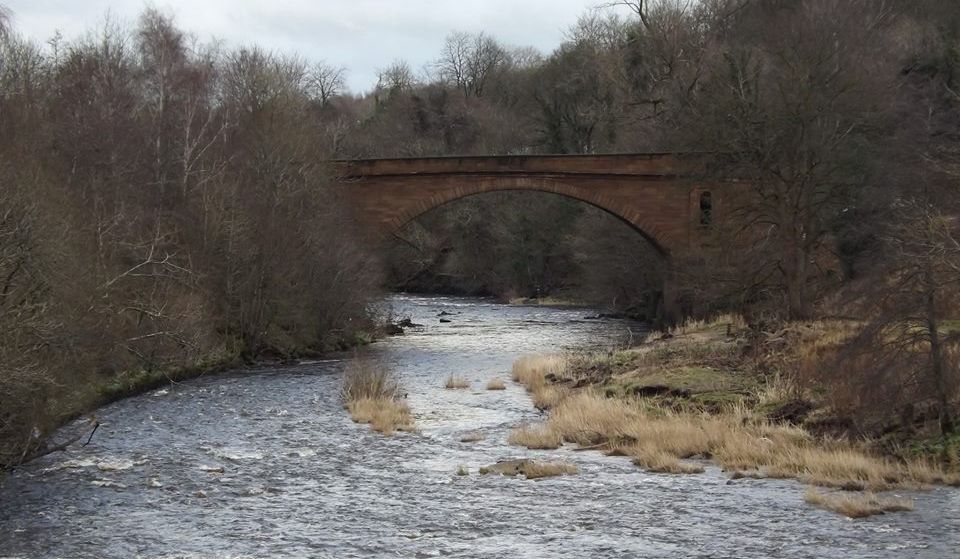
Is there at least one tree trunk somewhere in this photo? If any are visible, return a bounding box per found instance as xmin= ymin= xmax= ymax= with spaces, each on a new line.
xmin=924 ymin=269 xmax=954 ymax=435
xmin=784 ymin=235 xmax=811 ymax=321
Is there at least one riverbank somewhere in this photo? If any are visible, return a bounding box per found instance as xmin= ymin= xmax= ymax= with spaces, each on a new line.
xmin=1 ymin=329 xmax=380 ymax=472
xmin=508 ymin=315 xmax=960 ymax=517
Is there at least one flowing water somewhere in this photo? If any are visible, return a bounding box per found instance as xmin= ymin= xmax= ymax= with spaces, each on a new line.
xmin=1 ymin=295 xmax=958 ymax=558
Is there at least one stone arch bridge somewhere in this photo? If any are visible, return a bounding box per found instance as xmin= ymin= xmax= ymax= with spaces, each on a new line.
xmin=333 ymin=153 xmax=720 ymax=321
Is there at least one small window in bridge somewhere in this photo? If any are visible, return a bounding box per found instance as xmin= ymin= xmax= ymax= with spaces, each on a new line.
xmin=699 ymin=191 xmax=713 ymax=227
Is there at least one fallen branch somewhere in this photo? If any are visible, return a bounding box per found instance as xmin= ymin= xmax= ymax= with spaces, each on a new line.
xmin=82 ymin=419 xmax=100 ymax=447
xmin=18 ymin=418 xmax=100 ymax=464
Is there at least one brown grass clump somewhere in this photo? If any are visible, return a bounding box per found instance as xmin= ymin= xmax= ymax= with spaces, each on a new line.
xmin=444 ymin=375 xmax=471 ymax=389
xmin=522 ymin=460 xmax=579 ymax=480
xmin=902 ymin=461 xmax=960 ymax=487
xmin=486 ymin=377 xmax=506 ymax=390
xmin=341 ymin=360 xmax=414 ymax=435
xmin=341 ymin=359 xmax=403 ymax=402
xmin=347 ymin=398 xmax=415 ymax=435
xmin=549 ymin=393 xmax=637 ymax=446
xmin=508 ymin=424 xmax=563 ymax=450
xmin=764 ymin=447 xmax=910 ymax=491
xmin=531 ymin=380 xmax=942 ymax=490
xmin=804 ymin=489 xmax=914 ymax=518
xmin=512 ymin=355 xmax=567 ymax=390
xmin=511 ymin=354 xmax=572 ymax=410
xmin=531 ymin=385 xmax=570 ymax=410
xmin=630 ymin=445 xmax=705 ymax=474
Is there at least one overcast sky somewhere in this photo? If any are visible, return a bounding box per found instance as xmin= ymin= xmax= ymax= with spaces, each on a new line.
xmin=4 ymin=1 xmax=630 ymax=93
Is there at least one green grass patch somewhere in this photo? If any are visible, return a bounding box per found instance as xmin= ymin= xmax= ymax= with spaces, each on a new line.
xmin=601 ymin=366 xmax=756 ymax=411
xmin=637 ymin=341 xmax=741 ymax=366
xmin=906 ymin=432 xmax=960 ymax=469
xmin=622 ymin=366 xmax=754 ymax=394
xmin=689 ymin=391 xmax=749 ymax=408
xmin=587 ymin=350 xmax=638 ymax=368
xmin=98 ymin=369 xmax=169 ymax=401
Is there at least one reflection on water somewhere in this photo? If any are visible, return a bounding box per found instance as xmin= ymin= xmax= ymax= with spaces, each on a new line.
xmin=1 ymin=295 xmax=958 ymax=558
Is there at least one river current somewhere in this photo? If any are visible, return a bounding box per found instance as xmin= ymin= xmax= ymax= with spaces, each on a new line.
xmin=1 ymin=295 xmax=958 ymax=558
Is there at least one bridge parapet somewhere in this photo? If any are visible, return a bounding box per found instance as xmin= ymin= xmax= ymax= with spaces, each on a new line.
xmin=334 ymin=153 xmax=707 ymax=179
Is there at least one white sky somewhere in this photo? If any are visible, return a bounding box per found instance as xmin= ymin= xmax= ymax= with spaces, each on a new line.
xmin=4 ymin=1 xmax=631 ymax=93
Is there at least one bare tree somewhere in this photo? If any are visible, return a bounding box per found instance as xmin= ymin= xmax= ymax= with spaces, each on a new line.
xmin=666 ymin=0 xmax=900 ymax=320
xmin=309 ymin=61 xmax=347 ymax=106
xmin=435 ymin=31 xmax=508 ymax=97
xmin=568 ymin=11 xmax=630 ymax=49
xmin=886 ymin=201 xmax=960 ymax=434
xmin=375 ymin=59 xmax=415 ymax=104
xmin=840 ymin=200 xmax=960 ymax=436
xmin=602 ymin=0 xmax=654 ymax=29
xmin=533 ymin=40 xmax=621 ymax=154
xmin=137 ymin=7 xmax=188 ymax=201
xmin=508 ymin=46 xmax=543 ymax=69
xmin=436 ymin=31 xmax=470 ymax=95
xmin=0 ymin=4 xmax=10 ymax=39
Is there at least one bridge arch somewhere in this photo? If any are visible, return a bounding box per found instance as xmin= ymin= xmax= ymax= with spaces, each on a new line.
xmin=383 ymin=176 xmax=672 ymax=256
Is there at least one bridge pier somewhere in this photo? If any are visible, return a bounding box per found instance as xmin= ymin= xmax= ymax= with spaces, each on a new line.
xmin=657 ymin=276 xmax=682 ymax=329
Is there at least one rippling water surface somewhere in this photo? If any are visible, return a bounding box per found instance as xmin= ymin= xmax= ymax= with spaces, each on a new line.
xmin=1 ymin=295 xmax=958 ymax=558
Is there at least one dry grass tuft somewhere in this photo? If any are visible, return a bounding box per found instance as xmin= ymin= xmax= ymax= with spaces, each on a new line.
xmin=645 ymin=313 xmax=746 ymax=341
xmin=549 ymin=392 xmax=637 ymax=446
xmin=444 ymin=375 xmax=471 ymax=390
xmin=341 ymin=360 xmax=414 ymax=435
xmin=804 ymin=489 xmax=914 ymax=518
xmin=522 ymin=460 xmax=579 ymax=480
xmin=531 ymin=385 xmax=570 ymax=410
xmin=486 ymin=377 xmax=506 ymax=390
xmin=511 ymin=355 xmax=571 ymax=410
xmin=508 ymin=424 xmax=563 ymax=450
xmin=756 ymin=374 xmax=798 ymax=407
xmin=341 ymin=359 xmax=403 ymax=402
xmin=347 ymin=398 xmax=415 ymax=435
xmin=512 ymin=355 xmax=567 ymax=389
xmin=459 ymin=432 xmax=485 ymax=443
xmin=630 ymin=445 xmax=705 ymax=474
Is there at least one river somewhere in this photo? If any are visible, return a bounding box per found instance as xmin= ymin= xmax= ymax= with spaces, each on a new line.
xmin=1 ymin=295 xmax=958 ymax=558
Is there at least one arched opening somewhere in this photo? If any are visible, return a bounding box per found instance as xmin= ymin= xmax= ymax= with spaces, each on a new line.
xmin=382 ymin=190 xmax=667 ymax=321
xmin=699 ymin=191 xmax=713 ymax=227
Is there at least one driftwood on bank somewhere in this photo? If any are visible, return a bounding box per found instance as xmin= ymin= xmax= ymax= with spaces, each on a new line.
xmin=16 ymin=418 xmax=100 ymax=466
